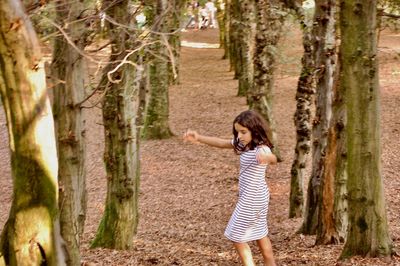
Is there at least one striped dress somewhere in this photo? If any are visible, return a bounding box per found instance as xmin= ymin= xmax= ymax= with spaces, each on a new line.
xmin=224 ymin=145 xmax=271 ymax=243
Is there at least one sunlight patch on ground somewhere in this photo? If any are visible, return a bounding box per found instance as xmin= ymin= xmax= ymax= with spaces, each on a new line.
xmin=181 ymin=40 xmax=220 ymax=49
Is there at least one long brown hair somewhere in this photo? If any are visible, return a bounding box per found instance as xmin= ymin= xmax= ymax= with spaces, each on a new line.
xmin=232 ymin=110 xmax=273 ymax=153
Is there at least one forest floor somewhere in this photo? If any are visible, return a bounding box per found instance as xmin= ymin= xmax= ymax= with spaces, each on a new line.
xmin=1 ymin=24 xmax=400 ymax=265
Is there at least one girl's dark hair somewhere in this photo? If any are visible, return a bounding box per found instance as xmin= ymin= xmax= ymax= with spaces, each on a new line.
xmin=232 ymin=110 xmax=273 ymax=153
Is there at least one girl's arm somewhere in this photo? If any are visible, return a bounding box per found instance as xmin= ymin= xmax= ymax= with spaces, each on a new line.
xmin=256 ymin=146 xmax=277 ymax=165
xmin=183 ymin=129 xmax=232 ymax=149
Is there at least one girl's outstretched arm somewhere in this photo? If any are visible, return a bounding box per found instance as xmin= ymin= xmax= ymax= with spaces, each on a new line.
xmin=183 ymin=129 xmax=232 ymax=148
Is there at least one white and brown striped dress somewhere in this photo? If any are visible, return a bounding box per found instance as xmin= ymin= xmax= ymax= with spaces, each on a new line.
xmin=224 ymin=145 xmax=271 ymax=243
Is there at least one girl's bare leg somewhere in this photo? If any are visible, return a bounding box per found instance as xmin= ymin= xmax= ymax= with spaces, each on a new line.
xmin=256 ymin=237 xmax=276 ymax=266
xmin=233 ymin=242 xmax=256 ymax=266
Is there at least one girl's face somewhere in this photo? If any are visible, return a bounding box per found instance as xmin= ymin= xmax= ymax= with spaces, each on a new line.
xmin=234 ymin=123 xmax=252 ymax=146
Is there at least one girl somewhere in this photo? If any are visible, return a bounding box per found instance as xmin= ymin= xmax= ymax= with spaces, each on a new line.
xmin=183 ymin=110 xmax=277 ymax=266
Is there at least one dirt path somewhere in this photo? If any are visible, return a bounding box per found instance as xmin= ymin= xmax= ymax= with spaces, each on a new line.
xmin=0 ymin=26 xmax=399 ymax=265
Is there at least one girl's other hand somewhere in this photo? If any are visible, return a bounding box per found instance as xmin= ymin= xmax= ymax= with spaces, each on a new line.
xmin=256 ymin=145 xmax=277 ymax=165
xmin=183 ymin=129 xmax=198 ymax=143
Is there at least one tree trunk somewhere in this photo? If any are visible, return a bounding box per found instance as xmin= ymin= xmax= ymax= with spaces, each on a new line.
xmin=289 ymin=5 xmax=314 ymax=219
xmin=237 ymin=0 xmax=256 ymax=98
xmin=250 ymin=0 xmax=285 ymax=160
xmin=91 ymin=0 xmax=142 ymax=249
xmin=0 ymin=1 xmax=65 ymax=264
xmin=216 ymin=0 xmax=226 ymax=51
xmin=141 ymin=0 xmax=173 ymax=139
xmin=300 ymin=0 xmax=336 ymax=235
xmin=51 ymin=0 xmax=89 ymax=264
xmin=168 ymin=0 xmax=186 ymax=85
xmin=222 ymin=0 xmax=231 ymax=60
xmin=229 ymin=0 xmax=241 ymax=77
xmin=340 ymin=0 xmax=392 ymax=258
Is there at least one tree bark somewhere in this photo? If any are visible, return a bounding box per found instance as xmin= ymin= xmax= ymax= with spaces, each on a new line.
xmin=0 ymin=1 xmax=65 ymax=264
xmin=51 ymin=0 xmax=89 ymax=264
xmin=300 ymin=0 xmax=336 ymax=235
xmin=340 ymin=0 xmax=392 ymax=258
xmin=91 ymin=0 xmax=142 ymax=250
xmin=289 ymin=5 xmax=314 ymax=219
xmin=250 ymin=0 xmax=285 ymax=160
xmin=141 ymin=0 xmax=173 ymax=139
xmin=237 ymin=0 xmax=256 ymax=98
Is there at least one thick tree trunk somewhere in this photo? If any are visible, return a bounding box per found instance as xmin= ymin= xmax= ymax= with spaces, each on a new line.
xmin=0 ymin=1 xmax=65 ymax=264
xmin=340 ymin=0 xmax=392 ymax=258
xmin=91 ymin=0 xmax=142 ymax=250
xmin=250 ymin=0 xmax=285 ymax=160
xmin=141 ymin=0 xmax=173 ymax=139
xmin=300 ymin=0 xmax=336 ymax=235
xmin=51 ymin=0 xmax=88 ymax=264
xmin=289 ymin=6 xmax=314 ymax=219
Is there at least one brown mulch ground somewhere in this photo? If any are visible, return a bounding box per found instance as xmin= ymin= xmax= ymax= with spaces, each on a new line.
xmin=1 ymin=24 xmax=400 ymax=265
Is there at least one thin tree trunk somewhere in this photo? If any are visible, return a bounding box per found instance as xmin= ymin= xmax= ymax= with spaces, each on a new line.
xmin=289 ymin=6 xmax=314 ymax=218
xmin=250 ymin=0 xmax=284 ymax=160
xmin=222 ymin=0 xmax=231 ymax=60
xmin=0 ymin=1 xmax=65 ymax=264
xmin=51 ymin=0 xmax=88 ymax=264
xmin=237 ymin=0 xmax=256 ymax=98
xmin=168 ymin=0 xmax=185 ymax=85
xmin=91 ymin=0 xmax=142 ymax=249
xmin=340 ymin=0 xmax=392 ymax=258
xmin=229 ymin=0 xmax=241 ymax=77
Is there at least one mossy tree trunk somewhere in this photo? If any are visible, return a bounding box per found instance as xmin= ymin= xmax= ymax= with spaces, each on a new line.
xmin=229 ymin=0 xmax=241 ymax=77
xmin=216 ymin=0 xmax=226 ymax=51
xmin=222 ymin=0 xmax=231 ymax=60
xmin=51 ymin=0 xmax=90 ymax=264
xmin=300 ymin=0 xmax=336 ymax=235
xmin=0 ymin=1 xmax=65 ymax=264
xmin=340 ymin=0 xmax=392 ymax=258
xmin=249 ymin=0 xmax=285 ymax=160
xmin=91 ymin=0 xmax=142 ymax=250
xmin=141 ymin=0 xmax=173 ymax=139
xmin=289 ymin=3 xmax=314 ymax=219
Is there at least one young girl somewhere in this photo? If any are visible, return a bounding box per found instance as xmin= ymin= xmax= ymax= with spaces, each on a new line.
xmin=183 ymin=110 xmax=277 ymax=266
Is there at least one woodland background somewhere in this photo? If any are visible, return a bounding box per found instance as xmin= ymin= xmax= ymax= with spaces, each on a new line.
xmin=1 ymin=0 xmax=400 ymax=265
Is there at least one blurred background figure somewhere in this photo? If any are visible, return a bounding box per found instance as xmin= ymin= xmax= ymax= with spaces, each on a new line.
xmin=205 ymin=0 xmax=217 ymax=28
xmin=198 ymin=4 xmax=210 ymax=29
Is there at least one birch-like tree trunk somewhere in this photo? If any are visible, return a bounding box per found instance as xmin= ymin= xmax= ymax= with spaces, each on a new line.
xmin=289 ymin=4 xmax=314 ymax=218
xmin=340 ymin=0 xmax=392 ymax=258
xmin=0 ymin=1 xmax=65 ymax=264
xmin=250 ymin=0 xmax=285 ymax=160
xmin=300 ymin=0 xmax=336 ymax=235
xmin=91 ymin=0 xmax=142 ymax=249
xmin=51 ymin=0 xmax=89 ymax=263
xmin=316 ymin=55 xmax=347 ymax=244
xmin=141 ymin=0 xmax=173 ymax=139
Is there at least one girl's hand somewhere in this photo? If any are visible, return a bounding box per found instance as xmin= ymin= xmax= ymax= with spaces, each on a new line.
xmin=256 ymin=145 xmax=277 ymax=165
xmin=183 ymin=129 xmax=198 ymax=143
